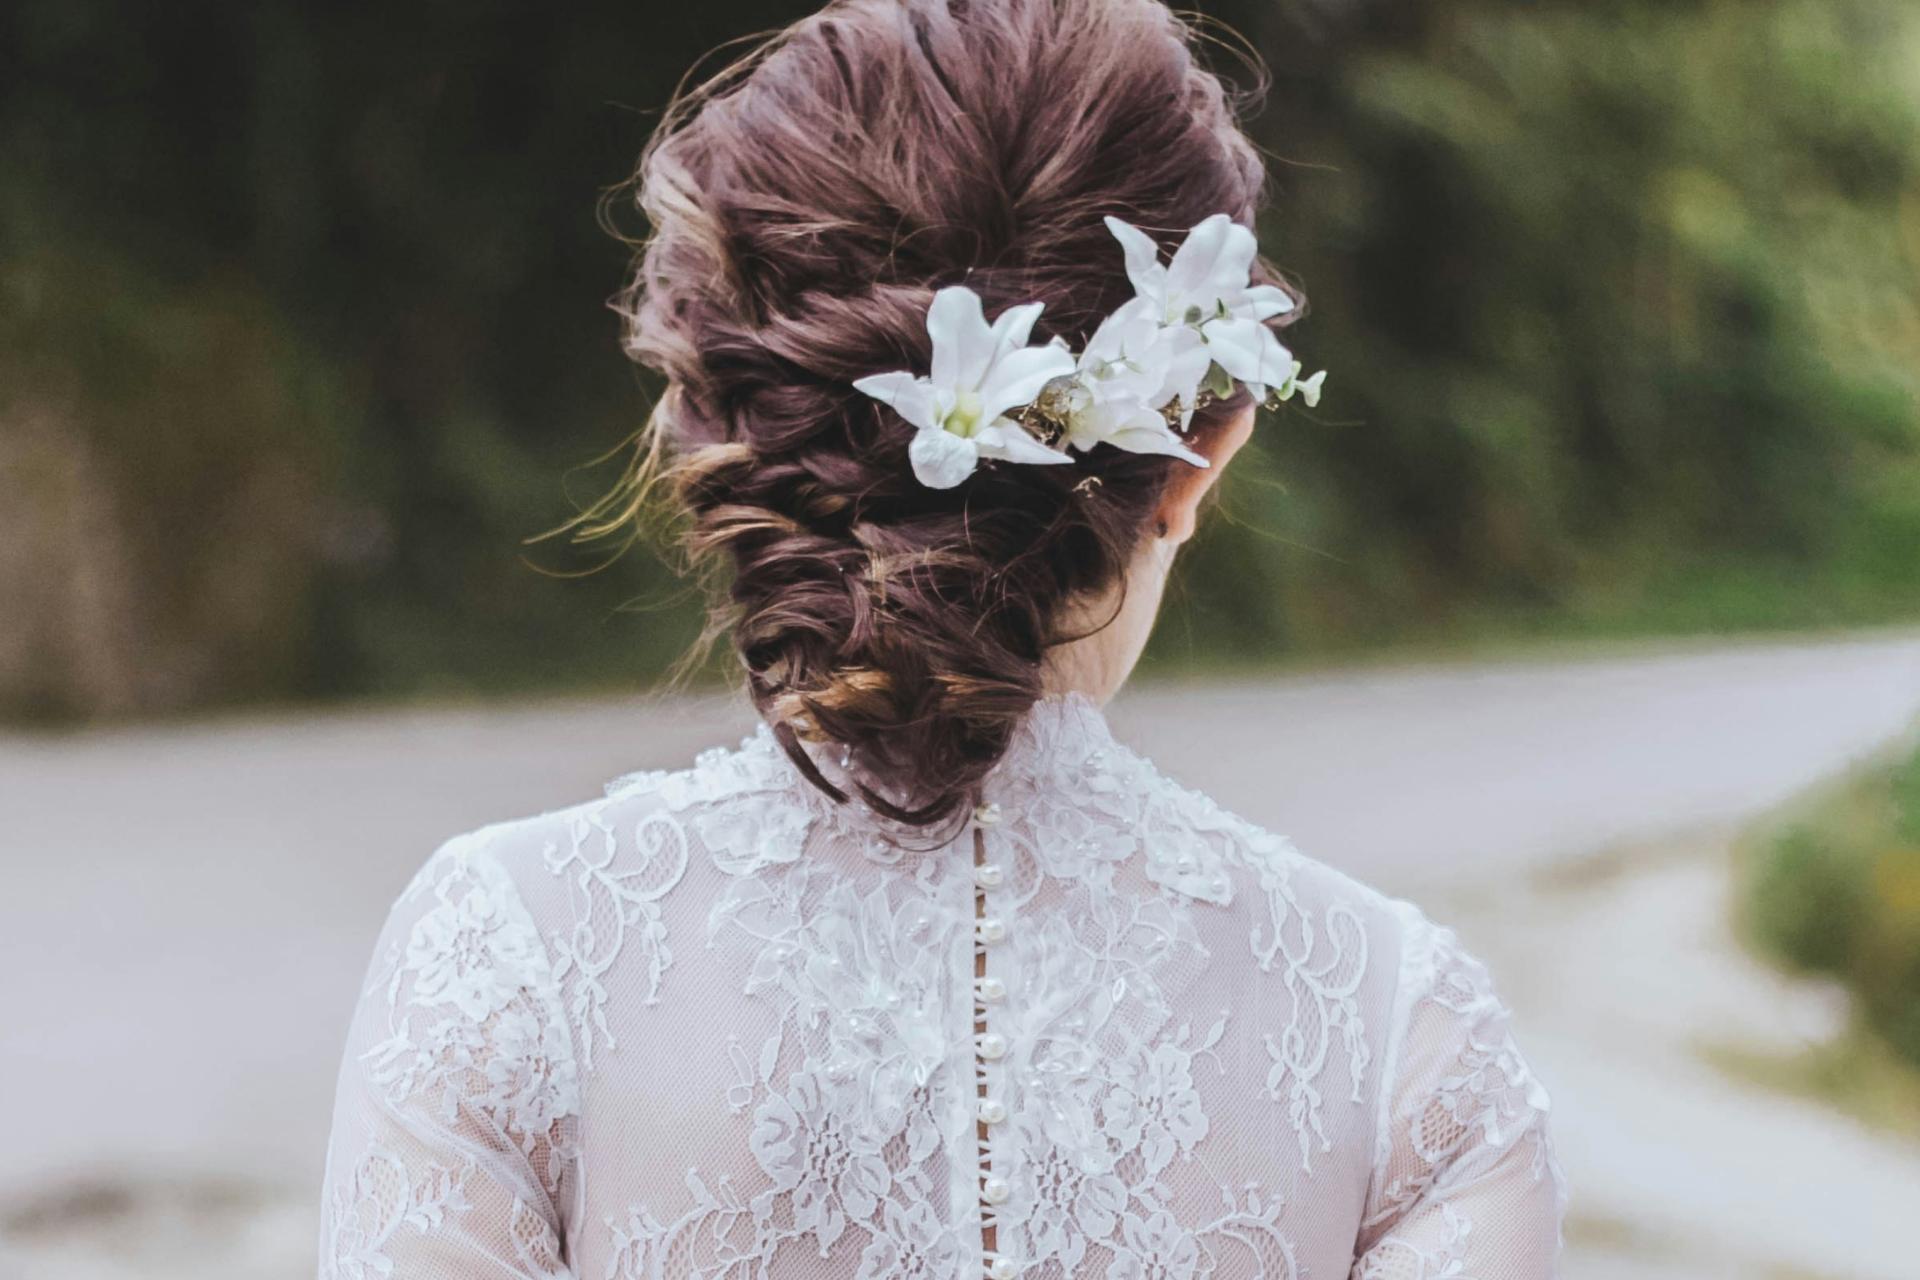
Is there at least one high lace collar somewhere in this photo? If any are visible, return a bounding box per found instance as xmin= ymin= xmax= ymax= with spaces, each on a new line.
xmin=788 ymin=690 xmax=1237 ymax=901
xmin=785 ymin=690 xmax=1123 ymax=818
xmin=605 ymin=690 xmax=1239 ymax=900
xmin=982 ymin=689 xmax=1121 ymax=798
xmin=617 ymin=692 xmax=1123 ymax=840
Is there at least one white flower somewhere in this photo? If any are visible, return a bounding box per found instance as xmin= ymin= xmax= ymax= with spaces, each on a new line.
xmin=1104 ymin=213 xmax=1298 ymax=399
xmin=853 ymin=285 xmax=1076 ymax=488
xmin=852 ymin=219 xmax=1324 ymax=489
xmin=1062 ymin=300 xmax=1211 ymax=465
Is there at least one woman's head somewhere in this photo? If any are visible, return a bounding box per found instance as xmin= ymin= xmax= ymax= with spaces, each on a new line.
xmin=615 ymin=0 xmax=1297 ymax=824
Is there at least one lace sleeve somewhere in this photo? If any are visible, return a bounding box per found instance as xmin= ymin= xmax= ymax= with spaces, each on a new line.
xmin=318 ymin=830 xmax=581 ymax=1279
xmin=1352 ymin=907 xmax=1566 ymax=1279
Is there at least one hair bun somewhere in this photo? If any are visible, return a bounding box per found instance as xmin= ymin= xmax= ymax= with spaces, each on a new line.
xmin=612 ymin=0 xmax=1290 ymax=828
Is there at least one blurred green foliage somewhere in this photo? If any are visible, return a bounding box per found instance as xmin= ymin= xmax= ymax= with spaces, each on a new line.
xmin=3 ymin=0 xmax=1918 ymax=720
xmin=1182 ymin=0 xmax=1920 ymax=662
xmin=1744 ymin=739 xmax=1920 ymax=1067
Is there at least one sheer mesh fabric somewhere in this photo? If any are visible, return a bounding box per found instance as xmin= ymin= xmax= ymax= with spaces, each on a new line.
xmin=319 ymin=694 xmax=1565 ymax=1279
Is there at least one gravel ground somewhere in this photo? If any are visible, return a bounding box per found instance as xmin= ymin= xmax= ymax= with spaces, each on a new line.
xmin=5 ymin=631 xmax=1919 ymax=1278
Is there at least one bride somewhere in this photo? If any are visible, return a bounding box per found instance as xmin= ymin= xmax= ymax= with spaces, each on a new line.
xmin=317 ymin=1 xmax=1566 ymax=1276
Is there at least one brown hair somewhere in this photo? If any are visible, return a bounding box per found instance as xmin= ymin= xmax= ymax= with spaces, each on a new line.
xmin=603 ymin=0 xmax=1296 ymax=826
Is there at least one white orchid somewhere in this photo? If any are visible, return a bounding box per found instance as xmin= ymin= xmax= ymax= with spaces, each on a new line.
xmin=1061 ymin=300 xmax=1210 ymax=465
xmin=1104 ymin=213 xmax=1299 ymax=399
xmin=852 ymin=216 xmax=1325 ymax=489
xmin=852 ymin=285 xmax=1076 ymax=489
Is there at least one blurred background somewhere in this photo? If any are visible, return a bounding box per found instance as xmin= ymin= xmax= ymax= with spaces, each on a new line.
xmin=3 ymin=0 xmax=1919 ymax=1277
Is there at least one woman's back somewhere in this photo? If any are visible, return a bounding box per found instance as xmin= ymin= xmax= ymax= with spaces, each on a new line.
xmin=320 ymin=0 xmax=1565 ymax=1271
xmin=320 ymin=696 xmax=1563 ymax=1278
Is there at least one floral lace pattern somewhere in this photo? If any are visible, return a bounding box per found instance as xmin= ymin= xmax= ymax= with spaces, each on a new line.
xmin=319 ymin=834 xmax=579 ymax=1279
xmin=323 ymin=1147 xmax=474 ymax=1280
xmin=1352 ymin=910 xmax=1567 ymax=1277
xmin=320 ymin=695 xmax=1564 ymax=1280
xmin=541 ymin=805 xmax=690 ymax=1070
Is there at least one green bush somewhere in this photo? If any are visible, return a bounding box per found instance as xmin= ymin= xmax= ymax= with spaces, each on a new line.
xmin=1747 ymin=826 xmax=1870 ymax=977
xmin=1744 ymin=739 xmax=1920 ymax=1066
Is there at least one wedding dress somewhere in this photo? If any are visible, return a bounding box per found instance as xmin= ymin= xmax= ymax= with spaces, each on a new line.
xmin=318 ymin=693 xmax=1565 ymax=1279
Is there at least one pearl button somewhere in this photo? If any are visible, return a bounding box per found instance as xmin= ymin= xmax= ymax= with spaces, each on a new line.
xmin=977 ymin=1032 xmax=1007 ymax=1059
xmin=977 ymin=917 xmax=1006 ymax=943
xmin=976 ymin=976 xmax=1006 ymax=1003
xmin=973 ymin=802 xmax=1002 ymax=827
xmin=988 ymin=1255 xmax=1017 ymax=1279
xmin=974 ymin=862 xmax=1003 ymax=888
xmin=979 ymin=1098 xmax=1007 ymax=1124
xmin=982 ymin=1176 xmax=1010 ymax=1204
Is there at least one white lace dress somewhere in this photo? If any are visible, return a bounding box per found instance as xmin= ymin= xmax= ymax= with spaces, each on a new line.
xmin=318 ymin=694 xmax=1566 ymax=1280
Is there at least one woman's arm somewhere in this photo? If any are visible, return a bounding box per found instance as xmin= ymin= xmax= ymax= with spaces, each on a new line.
xmin=318 ymin=832 xmax=581 ymax=1279
xmin=1353 ymin=908 xmax=1566 ymax=1279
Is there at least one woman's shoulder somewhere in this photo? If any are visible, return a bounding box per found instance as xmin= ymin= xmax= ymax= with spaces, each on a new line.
xmin=1153 ymin=770 xmax=1569 ymax=1253
xmin=408 ymin=723 xmax=797 ymax=893
xmin=1108 ymin=731 xmax=1422 ymax=934
xmin=396 ymin=716 xmax=1497 ymax=1028
xmin=1115 ymin=739 xmax=1533 ymax=1064
xmin=1106 ymin=739 xmax=1562 ymax=1212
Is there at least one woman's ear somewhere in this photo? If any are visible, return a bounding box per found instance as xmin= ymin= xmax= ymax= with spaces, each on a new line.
xmin=1155 ymin=404 xmax=1257 ymax=544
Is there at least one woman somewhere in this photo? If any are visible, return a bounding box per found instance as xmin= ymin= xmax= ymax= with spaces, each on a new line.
xmin=317 ymin=1 xmax=1566 ymax=1276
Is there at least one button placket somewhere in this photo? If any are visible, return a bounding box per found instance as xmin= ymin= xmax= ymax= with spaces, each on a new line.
xmin=969 ymin=803 xmax=1018 ymax=1278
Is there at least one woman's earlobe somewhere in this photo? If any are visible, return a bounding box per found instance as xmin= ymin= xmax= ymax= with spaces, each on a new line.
xmin=1154 ymin=403 xmax=1257 ymax=545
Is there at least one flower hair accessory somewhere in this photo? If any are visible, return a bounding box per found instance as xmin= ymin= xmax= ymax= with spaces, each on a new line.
xmin=854 ymin=214 xmax=1325 ymax=489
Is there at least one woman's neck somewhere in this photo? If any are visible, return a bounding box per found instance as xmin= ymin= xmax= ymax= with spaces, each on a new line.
xmin=1040 ymin=542 xmax=1173 ymax=705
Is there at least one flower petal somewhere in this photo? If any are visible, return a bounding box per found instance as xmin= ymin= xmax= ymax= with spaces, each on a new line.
xmin=1104 ymin=216 xmax=1168 ymax=307
xmin=1079 ymin=305 xmax=1135 ymax=371
xmin=1165 ymin=214 xmax=1258 ymax=311
xmin=1154 ymin=330 xmax=1212 ymax=411
xmin=926 ymin=286 xmax=994 ymax=390
xmin=1085 ymin=401 xmax=1210 ymax=466
xmin=974 ymin=421 xmax=1075 ymax=467
xmin=908 ymin=426 xmax=980 ymax=489
xmin=1061 ymin=393 xmax=1128 ymax=452
xmin=852 ymin=372 xmax=940 ymax=433
xmin=977 ymin=343 xmax=1078 ymax=426
xmin=988 ymin=300 xmax=1047 ymax=352
xmin=1106 ymin=422 xmax=1209 ymax=467
xmin=1201 ymin=316 xmax=1293 ymax=389
xmin=1241 ymin=284 xmax=1296 ymax=321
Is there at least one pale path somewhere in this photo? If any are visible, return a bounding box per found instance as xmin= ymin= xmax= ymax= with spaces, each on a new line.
xmin=3 ymin=630 xmax=1919 ymax=1265
xmin=1110 ymin=630 xmax=1920 ymax=892
xmin=1447 ymin=848 xmax=1920 ymax=1280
